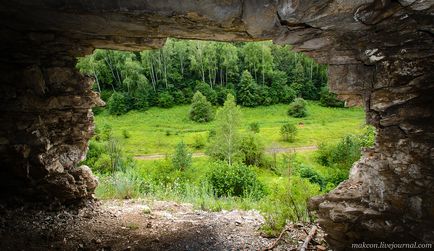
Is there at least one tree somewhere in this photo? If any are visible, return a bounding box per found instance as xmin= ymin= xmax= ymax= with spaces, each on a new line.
xmin=280 ymin=123 xmax=297 ymax=142
xmin=172 ymin=141 xmax=192 ymax=171
xmin=288 ymin=98 xmax=308 ymax=118
xmin=189 ymin=91 xmax=214 ymax=122
xmin=207 ymin=94 xmax=241 ymax=165
xmin=107 ymin=92 xmax=127 ymax=115
xmin=237 ymin=70 xmax=260 ymax=107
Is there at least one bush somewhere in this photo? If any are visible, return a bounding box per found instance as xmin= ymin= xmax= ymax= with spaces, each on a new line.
xmin=195 ymin=81 xmax=217 ymax=104
xmin=207 ymin=162 xmax=265 ymax=199
xmin=317 ymin=134 xmax=362 ymax=168
xmin=172 ymin=141 xmax=192 ymax=171
xmin=248 ymin=122 xmax=260 ymax=133
xmin=189 ymin=91 xmax=214 ymax=122
xmin=260 ymin=176 xmax=320 ymax=236
xmin=172 ymin=89 xmax=186 ymax=104
xmin=287 ymin=98 xmax=308 ymax=118
xmin=157 ymin=91 xmax=175 ymax=108
xmin=107 ymin=92 xmax=127 ymax=115
xmin=280 ymin=123 xmax=297 ymax=142
xmin=239 ymin=133 xmax=264 ymax=166
xmin=122 ymin=129 xmax=131 ymax=139
xmin=299 ymin=165 xmax=326 ymax=190
xmin=319 ymin=87 xmax=345 ymax=107
xmin=192 ymin=134 xmax=206 ymax=149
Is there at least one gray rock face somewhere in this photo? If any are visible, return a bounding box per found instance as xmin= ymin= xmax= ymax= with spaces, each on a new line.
xmin=0 ymin=0 xmax=433 ymax=248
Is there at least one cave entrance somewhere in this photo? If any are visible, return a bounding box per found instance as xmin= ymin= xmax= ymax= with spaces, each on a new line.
xmin=1 ymin=1 xmax=433 ymax=250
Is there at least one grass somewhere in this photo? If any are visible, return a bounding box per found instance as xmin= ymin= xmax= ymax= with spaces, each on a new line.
xmin=92 ymin=102 xmax=367 ymax=236
xmin=94 ymin=101 xmax=365 ymax=155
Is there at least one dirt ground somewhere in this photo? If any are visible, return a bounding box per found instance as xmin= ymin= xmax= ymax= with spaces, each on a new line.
xmin=0 ymin=199 xmax=328 ymax=251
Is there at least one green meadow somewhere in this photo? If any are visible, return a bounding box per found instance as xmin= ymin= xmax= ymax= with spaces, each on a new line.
xmin=94 ymin=101 xmax=365 ymax=156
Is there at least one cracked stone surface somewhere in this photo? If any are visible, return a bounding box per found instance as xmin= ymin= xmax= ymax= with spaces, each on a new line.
xmin=0 ymin=0 xmax=433 ymax=249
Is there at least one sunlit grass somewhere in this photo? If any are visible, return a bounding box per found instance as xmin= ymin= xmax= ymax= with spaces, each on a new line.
xmin=94 ymin=101 xmax=365 ymax=155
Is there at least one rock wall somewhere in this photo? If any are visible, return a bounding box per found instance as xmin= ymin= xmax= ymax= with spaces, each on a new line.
xmin=0 ymin=0 xmax=433 ymax=248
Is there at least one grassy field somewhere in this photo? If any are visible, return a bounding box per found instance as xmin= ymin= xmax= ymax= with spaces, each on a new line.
xmin=94 ymin=101 xmax=365 ymax=156
xmin=93 ymin=102 xmax=368 ymax=235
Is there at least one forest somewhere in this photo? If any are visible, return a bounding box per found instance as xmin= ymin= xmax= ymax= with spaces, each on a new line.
xmin=77 ymin=39 xmax=343 ymax=113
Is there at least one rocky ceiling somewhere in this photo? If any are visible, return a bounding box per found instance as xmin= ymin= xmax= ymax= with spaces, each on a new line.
xmin=0 ymin=0 xmax=433 ymax=249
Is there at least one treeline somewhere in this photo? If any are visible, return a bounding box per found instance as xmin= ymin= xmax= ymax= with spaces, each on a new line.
xmin=77 ymin=39 xmax=337 ymax=114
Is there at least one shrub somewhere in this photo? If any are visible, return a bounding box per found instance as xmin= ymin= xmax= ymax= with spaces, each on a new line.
xmin=280 ymin=123 xmax=297 ymax=142
xmin=192 ymin=134 xmax=206 ymax=149
xmin=317 ymin=134 xmax=362 ymax=168
xmin=319 ymin=87 xmax=345 ymax=107
xmin=260 ymin=176 xmax=320 ymax=236
xmin=239 ymin=133 xmax=264 ymax=166
xmin=287 ymin=98 xmax=308 ymax=118
xmin=157 ymin=91 xmax=175 ymax=108
xmin=299 ymin=165 xmax=326 ymax=190
xmin=172 ymin=141 xmax=191 ymax=171
xmin=122 ymin=129 xmax=131 ymax=139
xmin=195 ymin=81 xmax=217 ymax=104
xmin=172 ymin=141 xmax=192 ymax=171
xmin=82 ymin=140 xmax=104 ymax=170
xmin=107 ymin=92 xmax=127 ymax=115
xmin=248 ymin=122 xmax=260 ymax=133
xmin=207 ymin=162 xmax=265 ymax=199
xmin=189 ymin=91 xmax=214 ymax=122
xmin=172 ymin=89 xmax=186 ymax=104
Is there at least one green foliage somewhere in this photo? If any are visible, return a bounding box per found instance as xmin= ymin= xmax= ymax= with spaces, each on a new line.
xmin=280 ymin=123 xmax=297 ymax=142
xmin=107 ymin=92 xmax=127 ymax=115
xmin=189 ymin=91 xmax=214 ymax=123
xmin=239 ymin=133 xmax=264 ymax=166
xmin=95 ymin=168 xmax=144 ymax=199
xmin=192 ymin=134 xmax=206 ymax=150
xmin=315 ymin=127 xmax=375 ymax=187
xmin=77 ymin=40 xmax=328 ymax=112
xmin=317 ymin=134 xmax=362 ymax=168
xmin=172 ymin=141 xmax=192 ymax=171
xmin=319 ymin=87 xmax=345 ymax=107
xmin=122 ymin=129 xmax=131 ymax=139
xmin=207 ymin=94 xmax=241 ymax=165
xmin=298 ymin=165 xmax=326 ymax=190
xmin=260 ymin=176 xmax=320 ymax=236
xmin=207 ymin=162 xmax=265 ymax=199
xmin=195 ymin=81 xmax=217 ymax=104
xmin=248 ymin=122 xmax=260 ymax=133
xmin=287 ymin=98 xmax=308 ymax=118
xmin=237 ymin=70 xmax=260 ymax=107
xmin=157 ymin=92 xmax=175 ymax=108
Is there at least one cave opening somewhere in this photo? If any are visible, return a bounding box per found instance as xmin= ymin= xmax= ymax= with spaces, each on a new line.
xmin=0 ymin=1 xmax=433 ymax=250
